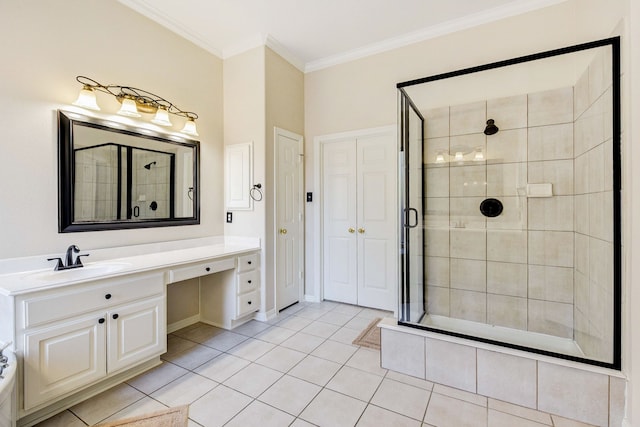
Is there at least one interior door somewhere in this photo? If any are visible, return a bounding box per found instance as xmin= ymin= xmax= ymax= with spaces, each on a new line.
xmin=275 ymin=128 xmax=304 ymax=311
xmin=322 ymin=140 xmax=358 ymax=304
xmin=356 ymin=134 xmax=397 ymax=311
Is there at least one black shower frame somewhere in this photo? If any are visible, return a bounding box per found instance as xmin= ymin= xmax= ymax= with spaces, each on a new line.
xmin=396 ymin=36 xmax=622 ymax=370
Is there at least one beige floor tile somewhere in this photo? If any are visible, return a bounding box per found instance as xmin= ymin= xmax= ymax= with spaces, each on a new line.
xmin=194 ymin=353 xmax=250 ymax=382
xmin=356 ymin=308 xmax=393 ymax=320
xmin=279 ymin=303 xmax=305 ymax=316
xmin=551 ymin=414 xmax=599 ymax=427
xmin=295 ymin=307 xmax=327 ymax=320
xmin=254 ymin=325 xmax=297 ymax=344
xmin=424 ymin=393 xmax=488 ymax=427
xmin=34 ymin=410 xmax=85 ymax=427
xmin=225 ymin=400 xmax=295 ymax=427
xmin=312 ymin=339 xmax=358 ymax=364
xmin=228 ymin=337 xmax=276 ymax=361
xmin=344 ymin=316 xmax=375 ymax=331
xmin=127 ymin=361 xmax=189 ymax=395
xmin=317 ymin=311 xmax=355 ymax=326
xmin=326 ymin=365 xmax=383 ymax=402
xmin=385 ymin=370 xmax=434 ymax=390
xmin=290 ymin=419 xmax=316 ymax=427
xmin=200 ymin=330 xmax=248 ymax=352
xmin=280 ymin=332 xmax=325 ymax=353
xmin=232 ymin=320 xmax=272 ymax=337
xmin=433 ymin=384 xmax=487 ymax=407
xmin=258 ymin=375 xmax=321 ymax=416
xmin=488 ymin=399 xmax=552 ymax=425
xmin=98 ymin=396 xmax=167 ymax=423
xmin=301 ymin=321 xmax=341 ymax=338
xmin=371 ymin=378 xmax=431 ymax=421
xmin=255 ymin=345 xmax=307 ymax=372
xmin=277 ymin=315 xmax=314 ymax=331
xmin=314 ymin=301 xmax=340 ymax=311
xmin=70 ymin=383 xmax=145 ymax=425
xmin=164 ymin=344 xmax=222 ymax=370
xmin=357 ymin=404 xmax=422 ymax=427
xmin=329 ymin=326 xmax=361 ymax=344
xmin=223 ymin=363 xmax=283 ymax=398
xmin=332 ymin=304 xmax=364 ymax=316
xmin=289 ymin=355 xmax=342 ymax=386
xmin=174 ymin=323 xmax=225 ymax=343
xmin=300 ymin=388 xmax=367 ymax=427
xmin=488 ymin=409 xmax=550 ymax=427
xmin=345 ymin=347 xmax=387 ymax=376
xmin=189 ymin=385 xmax=252 ymax=427
xmin=164 ymin=335 xmax=199 ymax=359
xmin=187 ymin=419 xmax=202 ymax=427
xmin=150 ymin=372 xmax=217 ymax=406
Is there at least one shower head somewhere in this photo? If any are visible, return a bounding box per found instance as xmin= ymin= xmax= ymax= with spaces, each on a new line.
xmin=144 ymin=161 xmax=156 ymax=170
xmin=484 ymin=119 xmax=499 ymax=136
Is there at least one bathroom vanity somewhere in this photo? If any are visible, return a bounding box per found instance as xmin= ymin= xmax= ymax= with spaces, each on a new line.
xmin=0 ymin=237 xmax=260 ymax=426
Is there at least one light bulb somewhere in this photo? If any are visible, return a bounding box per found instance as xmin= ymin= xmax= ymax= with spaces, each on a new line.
xmin=73 ymin=86 xmax=100 ymax=111
xmin=435 ymin=153 xmax=445 ymax=164
xmin=180 ymin=118 xmax=199 ymax=136
xmin=454 ymin=151 xmax=464 ymax=162
xmin=151 ymin=107 xmax=172 ymax=126
xmin=474 ymin=149 xmax=484 ymax=161
xmin=117 ymin=97 xmax=141 ymax=117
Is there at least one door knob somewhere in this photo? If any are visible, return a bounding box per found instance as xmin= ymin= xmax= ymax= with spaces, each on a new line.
xmin=348 ymin=228 xmax=355 ymax=233
xmin=358 ymin=228 xmax=365 ymax=234
xmin=279 ymin=228 xmax=288 ymax=235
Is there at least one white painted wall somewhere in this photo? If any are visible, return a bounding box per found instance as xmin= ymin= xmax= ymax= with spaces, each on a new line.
xmin=0 ymin=0 xmax=224 ymax=259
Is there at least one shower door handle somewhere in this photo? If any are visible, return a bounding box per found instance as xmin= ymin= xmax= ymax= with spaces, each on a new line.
xmin=404 ymin=208 xmax=419 ymax=228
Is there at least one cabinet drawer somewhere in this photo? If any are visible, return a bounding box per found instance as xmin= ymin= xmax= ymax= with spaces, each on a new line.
xmin=168 ymin=257 xmax=236 ymax=283
xmin=237 ymin=253 xmax=259 ymax=273
xmin=22 ymin=272 xmax=164 ymax=329
xmin=237 ymin=270 xmax=259 ymax=294
xmin=236 ymin=291 xmax=259 ymax=317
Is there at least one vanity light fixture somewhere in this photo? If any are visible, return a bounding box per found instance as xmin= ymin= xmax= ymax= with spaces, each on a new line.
xmin=72 ymin=76 xmax=199 ymax=135
xmin=435 ymin=152 xmax=446 ymax=164
xmin=473 ymin=148 xmax=485 ymax=161
xmin=454 ymin=151 xmax=464 ymax=162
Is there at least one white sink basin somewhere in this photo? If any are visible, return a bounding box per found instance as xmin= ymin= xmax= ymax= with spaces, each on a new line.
xmin=23 ymin=262 xmax=131 ymax=283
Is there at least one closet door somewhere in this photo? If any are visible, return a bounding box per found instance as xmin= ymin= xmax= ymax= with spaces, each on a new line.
xmin=356 ymin=135 xmax=397 ymax=311
xmin=322 ymin=140 xmax=358 ymax=304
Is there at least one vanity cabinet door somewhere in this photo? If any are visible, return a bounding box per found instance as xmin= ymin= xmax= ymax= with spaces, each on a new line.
xmin=106 ymin=296 xmax=166 ymax=374
xmin=23 ymin=315 xmax=107 ymax=410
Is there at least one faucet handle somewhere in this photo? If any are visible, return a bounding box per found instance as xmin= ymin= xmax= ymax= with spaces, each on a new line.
xmin=47 ymin=257 xmax=64 ymax=271
xmin=75 ymin=254 xmax=90 ymax=266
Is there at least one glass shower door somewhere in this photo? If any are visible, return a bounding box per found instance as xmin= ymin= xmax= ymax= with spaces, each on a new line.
xmin=399 ymin=92 xmax=425 ymax=323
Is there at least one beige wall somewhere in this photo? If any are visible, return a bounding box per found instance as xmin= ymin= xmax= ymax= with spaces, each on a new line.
xmin=0 ymin=0 xmax=224 ymax=258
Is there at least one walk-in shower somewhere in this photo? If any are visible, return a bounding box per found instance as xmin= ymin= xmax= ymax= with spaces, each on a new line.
xmin=398 ymin=37 xmax=620 ymax=368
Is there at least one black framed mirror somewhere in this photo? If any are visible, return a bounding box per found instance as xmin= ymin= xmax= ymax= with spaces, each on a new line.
xmin=58 ymin=110 xmax=200 ymax=232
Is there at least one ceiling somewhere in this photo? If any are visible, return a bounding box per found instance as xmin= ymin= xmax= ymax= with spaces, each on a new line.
xmin=118 ymin=0 xmax=566 ymax=72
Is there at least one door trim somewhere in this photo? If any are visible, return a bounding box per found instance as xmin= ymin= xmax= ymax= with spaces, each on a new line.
xmin=312 ymin=125 xmax=397 ymax=312
xmin=274 ymin=127 xmax=305 ymax=310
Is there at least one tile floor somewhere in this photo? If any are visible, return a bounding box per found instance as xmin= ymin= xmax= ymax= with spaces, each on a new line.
xmin=35 ymin=301 xmax=597 ymax=427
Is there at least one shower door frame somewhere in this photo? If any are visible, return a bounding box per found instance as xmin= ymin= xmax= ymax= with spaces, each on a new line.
xmin=396 ymin=37 xmax=622 ymax=370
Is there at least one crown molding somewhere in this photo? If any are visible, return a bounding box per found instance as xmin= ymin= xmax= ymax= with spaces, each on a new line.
xmin=305 ymin=0 xmax=568 ymax=73
xmin=118 ymin=0 xmax=223 ymax=58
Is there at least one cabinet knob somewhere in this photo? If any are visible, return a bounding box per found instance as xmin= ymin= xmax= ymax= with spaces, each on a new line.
xmin=248 ymin=261 xmax=252 ymax=265
xmin=248 ymin=280 xmax=252 ymax=284
xmin=105 ymin=294 xmax=112 ymax=300
xmin=112 ymin=314 xmax=119 ymax=320
xmin=348 ymin=228 xmax=355 ymax=233
xmin=248 ymin=301 xmax=252 ymax=305
xmin=358 ymin=228 xmax=365 ymax=234
xmin=98 ymin=318 xmax=105 ymax=324
xmin=205 ymin=267 xmax=211 ymax=272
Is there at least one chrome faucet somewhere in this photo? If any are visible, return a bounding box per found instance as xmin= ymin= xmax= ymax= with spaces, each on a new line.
xmin=0 ymin=341 xmax=10 ymax=379
xmin=47 ymin=245 xmax=89 ymax=271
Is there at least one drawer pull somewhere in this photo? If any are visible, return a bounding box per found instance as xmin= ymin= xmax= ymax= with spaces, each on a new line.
xmin=98 ymin=318 xmax=105 ymax=324
xmin=112 ymin=314 xmax=119 ymax=320
xmin=205 ymin=267 xmax=211 ymax=272
xmin=248 ymin=301 xmax=252 ymax=305
xmin=247 ymin=261 xmax=252 ymax=265
xmin=248 ymin=280 xmax=252 ymax=284
xmin=105 ymin=294 xmax=112 ymax=300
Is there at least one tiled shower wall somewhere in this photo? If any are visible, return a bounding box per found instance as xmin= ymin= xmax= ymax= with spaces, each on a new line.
xmin=424 ymin=83 xmax=610 ymax=344
xmin=74 ymin=146 xmax=119 ymax=221
xmin=573 ymin=48 xmax=614 ymax=362
xmin=132 ymin=151 xmax=171 ymax=219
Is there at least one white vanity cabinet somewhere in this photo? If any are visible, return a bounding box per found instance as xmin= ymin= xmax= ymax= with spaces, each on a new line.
xmin=18 ymin=272 xmax=165 ymax=411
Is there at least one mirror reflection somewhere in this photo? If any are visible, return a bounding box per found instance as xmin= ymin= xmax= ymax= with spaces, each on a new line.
xmin=58 ymin=111 xmax=200 ymax=232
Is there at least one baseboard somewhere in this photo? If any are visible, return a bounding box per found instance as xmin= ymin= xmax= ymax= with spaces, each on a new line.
xmin=304 ymin=294 xmax=321 ymax=303
xmin=167 ymin=314 xmax=201 ymax=334
xmin=253 ymin=308 xmax=277 ymax=322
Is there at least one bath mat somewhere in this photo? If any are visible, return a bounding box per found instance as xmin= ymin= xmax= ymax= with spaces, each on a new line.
xmin=352 ymin=317 xmax=382 ymax=350
xmin=94 ymin=405 xmax=188 ymax=427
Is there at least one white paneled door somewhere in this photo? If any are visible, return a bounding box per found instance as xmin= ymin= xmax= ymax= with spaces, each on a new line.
xmin=275 ymin=128 xmax=304 ymax=311
xmin=322 ymin=129 xmax=397 ymax=311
